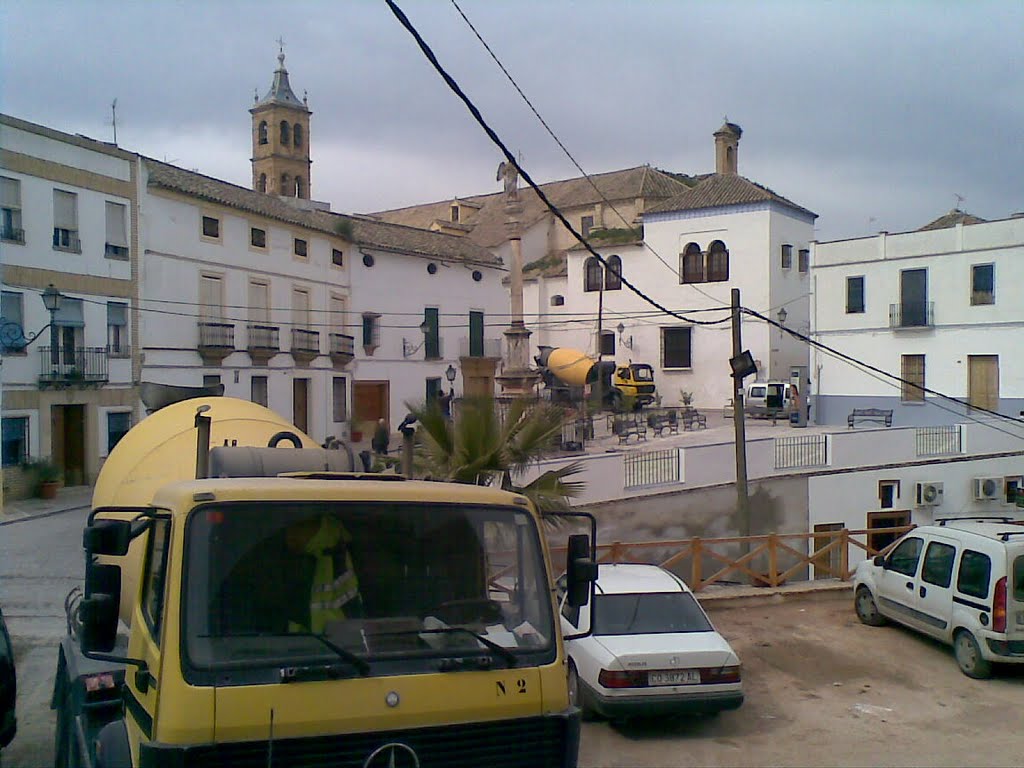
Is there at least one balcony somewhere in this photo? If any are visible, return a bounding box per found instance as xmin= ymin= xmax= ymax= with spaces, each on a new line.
xmin=291 ymin=327 xmax=320 ymax=366
xmin=459 ymin=336 xmax=502 ymax=358
xmin=197 ymin=321 xmax=235 ymax=364
xmin=329 ymin=332 xmax=355 ymax=367
xmin=105 ymin=242 xmax=129 ymax=260
xmin=39 ymin=347 xmax=108 ymax=388
xmin=0 ymin=226 xmax=24 ymax=243
xmin=889 ymin=301 xmax=934 ymax=329
xmin=247 ymin=323 xmax=280 ymax=365
xmin=52 ymin=228 xmax=81 ymax=253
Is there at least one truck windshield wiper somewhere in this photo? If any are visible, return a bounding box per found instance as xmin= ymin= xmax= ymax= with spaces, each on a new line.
xmin=199 ymin=631 xmax=370 ymax=676
xmin=417 ymin=627 xmax=518 ymax=667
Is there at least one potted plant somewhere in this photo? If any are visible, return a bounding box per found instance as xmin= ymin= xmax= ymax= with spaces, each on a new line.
xmin=23 ymin=457 xmax=62 ymax=499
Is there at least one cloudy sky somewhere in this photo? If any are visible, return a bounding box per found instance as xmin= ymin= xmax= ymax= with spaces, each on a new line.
xmin=3 ymin=0 xmax=1021 ymax=241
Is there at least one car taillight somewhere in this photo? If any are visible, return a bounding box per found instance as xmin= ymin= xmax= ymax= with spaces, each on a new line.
xmin=993 ymin=576 xmax=1007 ymax=633
xmin=598 ymin=669 xmax=646 ymax=688
xmin=701 ymin=665 xmax=741 ymax=684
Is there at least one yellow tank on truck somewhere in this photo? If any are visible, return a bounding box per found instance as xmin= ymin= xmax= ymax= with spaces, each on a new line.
xmin=92 ymin=396 xmax=317 ymax=625
xmin=544 ymin=347 xmax=596 ymax=386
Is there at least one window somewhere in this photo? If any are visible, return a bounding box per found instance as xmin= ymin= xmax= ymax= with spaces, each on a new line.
xmin=968 ymin=355 xmax=999 ymax=411
xmin=846 ymin=276 xmax=865 ymax=313
xmin=1 ymin=177 xmax=24 ymax=242
xmin=901 ymin=354 xmax=925 ymax=402
xmin=332 ymin=248 xmax=344 ymax=267
xmin=53 ymin=299 xmax=84 ymax=363
xmin=584 ymin=257 xmax=602 ymax=292
xmin=362 ymin=313 xmax=380 ymax=349
xmin=956 ymin=550 xmax=991 ymax=599
xmin=450 ymin=204 xmax=460 ymax=223
xmin=248 ymin=280 xmax=270 ymax=325
xmin=198 ymin=274 xmax=224 ymax=321
xmin=581 ymin=215 xmax=594 ymax=238
xmin=662 ymin=327 xmax=692 ymax=369
xmin=250 ymin=227 xmax=266 ymax=248
xmin=280 ymin=174 xmax=290 ymax=195
xmin=878 ymin=479 xmax=900 ymax=509
xmin=258 ymin=174 xmax=267 ymax=193
xmin=203 ymin=374 xmax=221 ymax=388
xmin=425 ymin=377 xmax=442 ymax=402
xmin=107 ymin=411 xmax=131 ymax=454
xmin=1 ymin=291 xmax=25 ymax=353
xmin=680 ymin=242 xmax=703 ymax=284
xmin=604 ymin=255 xmax=622 ymax=291
xmin=469 ymin=311 xmax=484 ymax=357
xmin=423 ymin=308 xmax=440 ymax=359
xmin=598 ymin=331 xmax=615 ymax=357
xmin=295 ymin=177 xmax=304 ymax=198
xmin=332 ymin=377 xmax=348 ymax=422
xmin=107 ymin=301 xmax=128 ymax=356
xmin=293 ymin=123 xmax=303 ymax=148
xmin=1005 ymin=476 xmax=1022 ymax=505
xmin=550 ymin=295 xmax=565 ymax=307
xmin=887 ymin=536 xmax=923 ymax=577
xmin=706 ymin=240 xmax=729 ymax=282
xmin=251 ymin=375 xmax=268 ymax=407
xmin=293 ymin=238 xmax=307 ymax=258
xmin=53 ymin=189 xmax=80 ymax=251
xmin=560 ymin=594 xmax=580 ymax=627
xmin=201 ymin=215 xmax=220 ymax=239
xmin=258 ymin=121 xmax=268 ymax=145
xmin=104 ymin=202 xmax=128 ymax=259
xmin=921 ymin=541 xmax=956 ymax=588
xmin=141 ymin=517 xmax=171 ymax=638
xmin=867 ymin=510 xmax=910 ymax=554
xmin=279 ymin=120 xmax=290 ymax=146
xmin=1 ymin=417 xmax=29 ymax=466
xmin=291 ymin=286 xmax=311 ymax=331
xmin=1014 ymin=555 xmax=1024 ymax=602
xmin=971 ymin=264 xmax=994 ymax=305
xmin=798 ymin=249 xmax=810 ymax=273
xmin=781 ymin=244 xmax=792 ymax=269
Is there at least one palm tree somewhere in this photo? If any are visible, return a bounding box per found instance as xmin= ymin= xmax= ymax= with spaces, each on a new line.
xmin=409 ymin=396 xmax=585 ymax=513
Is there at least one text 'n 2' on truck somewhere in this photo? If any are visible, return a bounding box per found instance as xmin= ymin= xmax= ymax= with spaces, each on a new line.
xmin=534 ymin=345 xmax=657 ymax=410
xmin=53 ymin=394 xmax=597 ymax=768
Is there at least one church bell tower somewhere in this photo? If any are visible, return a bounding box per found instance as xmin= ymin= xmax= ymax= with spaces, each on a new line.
xmin=251 ymin=48 xmax=312 ymax=199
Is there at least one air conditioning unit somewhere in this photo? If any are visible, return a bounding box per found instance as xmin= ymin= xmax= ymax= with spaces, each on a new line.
xmin=915 ymin=481 xmax=944 ymax=506
xmin=973 ymin=477 xmax=1002 ymax=501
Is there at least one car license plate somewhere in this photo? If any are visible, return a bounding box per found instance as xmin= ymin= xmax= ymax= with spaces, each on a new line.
xmin=648 ymin=670 xmax=699 ymax=686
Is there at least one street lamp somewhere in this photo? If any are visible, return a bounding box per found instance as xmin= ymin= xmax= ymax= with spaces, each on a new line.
xmin=445 ymin=364 xmax=457 ymax=385
xmin=615 ymin=322 xmax=633 ymax=350
xmin=777 ymin=307 xmax=788 ymax=325
xmin=402 ymin=319 xmax=431 ymax=358
xmin=0 ymin=283 xmax=63 ymax=353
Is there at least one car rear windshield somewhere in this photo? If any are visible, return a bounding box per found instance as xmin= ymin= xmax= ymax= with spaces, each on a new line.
xmin=1014 ymin=555 xmax=1024 ymax=602
xmin=593 ymin=592 xmax=712 ymax=635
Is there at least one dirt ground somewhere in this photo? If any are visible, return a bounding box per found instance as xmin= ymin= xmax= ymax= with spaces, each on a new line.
xmin=577 ymin=591 xmax=1024 ymax=768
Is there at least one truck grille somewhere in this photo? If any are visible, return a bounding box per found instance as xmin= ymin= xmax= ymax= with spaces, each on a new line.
xmin=636 ymin=384 xmax=655 ymax=394
xmin=140 ymin=715 xmax=574 ymax=768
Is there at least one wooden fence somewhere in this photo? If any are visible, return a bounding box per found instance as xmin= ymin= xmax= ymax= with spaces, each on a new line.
xmin=549 ymin=524 xmax=914 ymax=591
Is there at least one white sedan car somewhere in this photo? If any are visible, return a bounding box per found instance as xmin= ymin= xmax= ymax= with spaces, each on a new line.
xmin=559 ymin=563 xmax=743 ymax=719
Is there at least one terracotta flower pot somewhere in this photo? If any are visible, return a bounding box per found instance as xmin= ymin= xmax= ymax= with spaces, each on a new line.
xmin=38 ymin=480 xmax=60 ymax=500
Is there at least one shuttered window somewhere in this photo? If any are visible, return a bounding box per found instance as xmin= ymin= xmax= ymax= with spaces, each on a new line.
xmin=662 ymin=327 xmax=692 ymax=369
xmin=199 ymin=275 xmax=223 ymax=320
xmin=901 ymin=355 xmax=925 ymax=402
xmin=53 ymin=190 xmax=78 ymax=229
xmin=968 ymin=355 xmax=999 ymax=411
xmin=249 ymin=281 xmax=270 ymax=324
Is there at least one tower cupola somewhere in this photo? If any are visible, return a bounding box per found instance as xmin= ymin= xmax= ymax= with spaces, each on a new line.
xmin=250 ymin=49 xmax=312 ymax=199
xmin=714 ymin=120 xmax=742 ymax=176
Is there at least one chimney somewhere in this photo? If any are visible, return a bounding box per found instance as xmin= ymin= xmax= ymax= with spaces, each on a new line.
xmin=714 ymin=120 xmax=742 ymax=175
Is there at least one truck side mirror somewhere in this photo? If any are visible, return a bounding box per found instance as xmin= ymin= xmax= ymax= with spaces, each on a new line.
xmin=566 ymin=534 xmax=597 ymax=608
xmin=84 ymin=519 xmax=133 ymax=556
xmin=80 ymin=563 xmax=121 ymax=653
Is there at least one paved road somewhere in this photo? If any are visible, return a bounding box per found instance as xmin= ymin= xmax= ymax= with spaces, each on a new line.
xmin=1 ymin=508 xmax=89 ymax=768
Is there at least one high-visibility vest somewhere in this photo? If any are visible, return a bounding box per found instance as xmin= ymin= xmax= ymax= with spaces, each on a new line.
xmin=290 ymin=516 xmax=361 ymax=634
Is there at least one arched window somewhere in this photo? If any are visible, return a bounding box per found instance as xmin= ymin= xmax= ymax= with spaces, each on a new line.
xmin=258 ymin=173 xmax=267 ymax=193
xmin=280 ymin=120 xmax=291 ymax=146
xmin=293 ymin=123 xmax=303 ymax=148
xmin=584 ymin=257 xmax=603 ymax=292
xmin=258 ymin=121 xmax=268 ymax=145
xmin=706 ymin=240 xmax=729 ymax=282
xmin=295 ymin=176 xmax=304 ymax=198
xmin=604 ymin=255 xmax=622 ymax=291
xmin=680 ymin=242 xmax=704 ymax=284
xmin=280 ymin=173 xmax=290 ymax=196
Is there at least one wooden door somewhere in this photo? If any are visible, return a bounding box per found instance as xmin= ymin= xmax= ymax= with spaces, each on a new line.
xmin=293 ymin=378 xmax=309 ymax=434
xmin=52 ymin=404 xmax=86 ymax=485
xmin=353 ymin=381 xmax=389 ymax=439
xmin=968 ymin=355 xmax=999 ymax=411
xmin=812 ymin=523 xmax=844 ymax=580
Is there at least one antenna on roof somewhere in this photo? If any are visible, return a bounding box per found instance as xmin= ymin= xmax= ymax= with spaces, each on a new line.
xmin=953 ymin=192 xmax=965 ymax=211
xmin=111 ymin=98 xmax=118 ymax=145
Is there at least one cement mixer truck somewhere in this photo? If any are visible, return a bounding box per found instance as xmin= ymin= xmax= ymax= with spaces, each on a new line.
xmin=535 ymin=345 xmax=657 ymax=409
xmin=52 ymin=395 xmax=594 ymax=767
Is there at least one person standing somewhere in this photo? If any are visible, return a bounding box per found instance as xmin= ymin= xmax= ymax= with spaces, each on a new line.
xmin=371 ymin=418 xmax=389 ymax=455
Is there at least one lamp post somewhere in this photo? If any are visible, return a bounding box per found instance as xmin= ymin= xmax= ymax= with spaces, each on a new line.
xmin=42 ymin=284 xmax=63 ymax=364
xmin=445 ymin=363 xmax=457 ymax=388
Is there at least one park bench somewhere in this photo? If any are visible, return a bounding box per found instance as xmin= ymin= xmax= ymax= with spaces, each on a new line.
xmin=847 ymin=408 xmax=893 ymax=428
xmin=647 ymin=410 xmax=679 ymax=437
xmin=681 ymin=407 xmax=708 ymax=430
xmin=613 ymin=414 xmax=648 ymax=443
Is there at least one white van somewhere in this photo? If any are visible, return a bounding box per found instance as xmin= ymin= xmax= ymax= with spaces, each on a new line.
xmin=853 ymin=518 xmax=1024 ymax=678
xmin=744 ymin=381 xmax=796 ymax=418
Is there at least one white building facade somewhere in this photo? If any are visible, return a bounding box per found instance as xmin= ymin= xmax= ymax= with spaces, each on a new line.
xmin=810 ymin=214 xmax=1024 ymax=426
xmin=1 ymin=115 xmax=139 ymax=498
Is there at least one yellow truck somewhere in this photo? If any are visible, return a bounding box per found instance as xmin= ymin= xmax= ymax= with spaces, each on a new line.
xmin=535 ymin=346 xmax=657 ymax=409
xmin=52 ymin=396 xmax=595 ymax=767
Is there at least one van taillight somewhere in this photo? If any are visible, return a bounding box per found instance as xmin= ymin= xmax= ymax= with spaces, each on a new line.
xmin=993 ymin=576 xmax=1007 ymax=633
xmin=598 ymin=669 xmax=646 ymax=688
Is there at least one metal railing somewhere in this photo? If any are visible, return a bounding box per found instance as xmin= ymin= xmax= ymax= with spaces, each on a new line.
xmin=198 ymin=321 xmax=235 ymax=349
xmin=330 ymin=332 xmax=355 ymax=362
xmin=39 ymin=347 xmax=109 ymax=385
xmin=775 ymin=434 xmax=828 ymax=469
xmin=247 ymin=323 xmax=280 ymax=352
xmin=916 ymin=425 xmax=962 ymax=457
xmin=889 ymin=301 xmax=934 ymax=328
xmin=1 ymin=226 xmax=24 ymax=243
xmin=624 ymin=447 xmax=680 ymax=489
xmin=291 ymin=327 xmax=320 ymax=355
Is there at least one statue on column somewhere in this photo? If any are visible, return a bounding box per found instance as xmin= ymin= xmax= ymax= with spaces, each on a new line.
xmin=496 ymin=160 xmax=519 ymax=203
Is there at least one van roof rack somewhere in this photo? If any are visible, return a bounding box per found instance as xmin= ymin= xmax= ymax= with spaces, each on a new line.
xmin=936 ymin=516 xmax=1015 ymax=526
xmin=998 ymin=529 xmax=1024 ymax=541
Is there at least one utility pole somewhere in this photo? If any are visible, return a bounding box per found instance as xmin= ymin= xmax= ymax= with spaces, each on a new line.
xmin=596 ymin=271 xmax=604 ymax=410
xmin=731 ymin=288 xmax=751 ymax=548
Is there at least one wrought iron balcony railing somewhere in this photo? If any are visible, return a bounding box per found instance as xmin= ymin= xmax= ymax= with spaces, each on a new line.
xmin=247 ymin=323 xmax=280 ymax=363
xmin=291 ymin=327 xmax=320 ymax=364
xmin=39 ymin=346 xmax=109 ymax=386
xmin=0 ymin=226 xmax=24 ymax=243
xmin=197 ymin=321 xmax=235 ymax=364
xmin=889 ymin=301 xmax=934 ymax=329
xmin=329 ymin=332 xmax=355 ymax=366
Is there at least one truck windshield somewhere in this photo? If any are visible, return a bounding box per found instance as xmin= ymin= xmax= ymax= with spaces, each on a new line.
xmin=183 ymin=501 xmax=555 ymax=678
